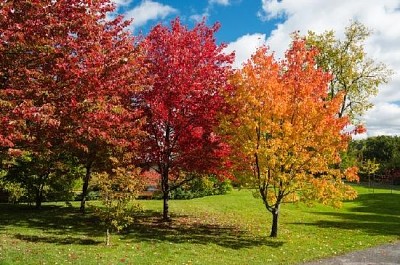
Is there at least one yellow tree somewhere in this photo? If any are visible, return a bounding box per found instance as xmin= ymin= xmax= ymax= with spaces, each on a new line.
xmin=306 ymin=21 xmax=393 ymax=122
xmin=224 ymin=40 xmax=359 ymax=237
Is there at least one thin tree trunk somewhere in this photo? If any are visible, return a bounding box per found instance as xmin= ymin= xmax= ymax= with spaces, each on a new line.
xmin=106 ymin=228 xmax=110 ymax=246
xmin=270 ymin=208 xmax=279 ymax=237
xmin=161 ymin=169 xmax=170 ymax=221
xmin=80 ymin=161 xmax=93 ymax=213
xmin=161 ymin=122 xmax=171 ymax=222
xmin=35 ymin=188 xmax=43 ymax=209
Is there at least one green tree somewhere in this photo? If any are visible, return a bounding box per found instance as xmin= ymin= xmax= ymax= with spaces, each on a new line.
xmin=90 ymin=166 xmax=142 ymax=246
xmin=3 ymin=152 xmax=81 ymax=208
xmin=306 ymin=21 xmax=393 ymax=122
xmin=349 ymin=136 xmax=400 ymax=176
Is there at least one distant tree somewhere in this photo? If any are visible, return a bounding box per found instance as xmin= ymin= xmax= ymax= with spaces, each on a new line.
xmin=137 ymin=18 xmax=233 ymax=221
xmin=223 ymin=40 xmax=359 ymax=237
xmin=305 ymin=21 xmax=393 ymax=122
xmin=349 ymin=136 xmax=400 ymax=176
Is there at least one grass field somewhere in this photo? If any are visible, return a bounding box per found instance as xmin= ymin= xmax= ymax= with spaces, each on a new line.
xmin=0 ymin=185 xmax=399 ymax=265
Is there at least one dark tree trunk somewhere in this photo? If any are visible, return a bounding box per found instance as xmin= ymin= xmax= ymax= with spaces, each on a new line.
xmin=80 ymin=161 xmax=93 ymax=213
xmin=35 ymin=174 xmax=48 ymax=209
xmin=161 ymin=169 xmax=170 ymax=221
xmin=35 ymin=188 xmax=43 ymax=209
xmin=161 ymin=122 xmax=171 ymax=222
xmin=270 ymin=208 xmax=279 ymax=237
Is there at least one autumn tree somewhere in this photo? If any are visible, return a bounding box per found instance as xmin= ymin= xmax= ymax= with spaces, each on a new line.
xmin=305 ymin=21 xmax=393 ymax=122
xmin=0 ymin=0 xmax=144 ymax=212
xmin=51 ymin=0 xmax=145 ymax=213
xmin=0 ymin=0 xmax=77 ymax=206
xmin=137 ymin=18 xmax=233 ymax=221
xmin=224 ymin=40 xmax=359 ymax=237
xmin=0 ymin=0 xmax=58 ymax=164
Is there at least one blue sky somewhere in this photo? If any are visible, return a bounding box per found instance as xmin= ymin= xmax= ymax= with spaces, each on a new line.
xmin=114 ymin=0 xmax=282 ymax=43
xmin=113 ymin=0 xmax=400 ymax=138
xmin=155 ymin=0 xmax=281 ymax=43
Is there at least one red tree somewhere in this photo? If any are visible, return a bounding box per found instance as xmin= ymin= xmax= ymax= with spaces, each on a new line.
xmin=50 ymin=0 xmax=144 ymax=212
xmin=0 ymin=0 xmax=144 ymax=211
xmin=138 ymin=18 xmax=234 ymax=220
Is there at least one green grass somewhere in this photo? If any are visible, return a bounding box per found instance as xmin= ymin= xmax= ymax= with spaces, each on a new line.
xmin=0 ymin=185 xmax=399 ymax=265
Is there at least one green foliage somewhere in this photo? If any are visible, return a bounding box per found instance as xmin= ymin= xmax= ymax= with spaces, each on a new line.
xmin=346 ymin=136 xmax=400 ymax=183
xmin=359 ymin=159 xmax=380 ymax=176
xmin=2 ymin=152 xmax=82 ymax=206
xmin=306 ymin=21 xmax=393 ymax=122
xmin=85 ymin=191 xmax=101 ymax=201
xmin=0 ymin=170 xmax=25 ymax=203
xmin=168 ymin=175 xmax=232 ymax=200
xmin=90 ymin=167 xmax=143 ymax=245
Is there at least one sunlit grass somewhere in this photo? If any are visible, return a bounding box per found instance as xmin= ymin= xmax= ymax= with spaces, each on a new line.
xmin=0 ymin=185 xmax=399 ymax=264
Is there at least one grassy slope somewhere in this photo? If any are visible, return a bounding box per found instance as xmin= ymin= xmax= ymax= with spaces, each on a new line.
xmin=0 ymin=185 xmax=399 ymax=265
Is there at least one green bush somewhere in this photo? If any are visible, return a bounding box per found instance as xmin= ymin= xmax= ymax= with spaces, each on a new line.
xmin=169 ymin=175 xmax=232 ymax=200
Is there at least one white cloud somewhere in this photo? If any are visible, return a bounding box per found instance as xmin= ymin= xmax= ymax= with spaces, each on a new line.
xmin=253 ymin=0 xmax=400 ymax=137
xmin=209 ymin=0 xmax=230 ymax=6
xmin=123 ymin=0 xmax=178 ymax=29
xmin=225 ymin=33 xmax=268 ymax=68
xmin=190 ymin=14 xmax=204 ymax=23
xmin=190 ymin=0 xmax=230 ymax=23
xmin=112 ymin=0 xmax=133 ymax=6
xmin=363 ymin=102 xmax=400 ymax=136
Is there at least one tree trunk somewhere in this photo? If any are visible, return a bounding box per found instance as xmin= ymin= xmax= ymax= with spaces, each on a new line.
xmin=270 ymin=208 xmax=279 ymax=237
xmin=161 ymin=122 xmax=171 ymax=222
xmin=80 ymin=161 xmax=93 ymax=213
xmin=35 ymin=188 xmax=43 ymax=209
xmin=35 ymin=173 xmax=49 ymax=209
xmin=161 ymin=169 xmax=170 ymax=221
xmin=106 ymin=228 xmax=110 ymax=246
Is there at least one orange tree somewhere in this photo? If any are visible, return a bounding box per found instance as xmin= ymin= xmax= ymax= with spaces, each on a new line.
xmin=223 ymin=39 xmax=359 ymax=237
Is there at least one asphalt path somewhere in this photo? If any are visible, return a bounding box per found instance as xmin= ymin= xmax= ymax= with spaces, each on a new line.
xmin=301 ymin=241 xmax=400 ymax=265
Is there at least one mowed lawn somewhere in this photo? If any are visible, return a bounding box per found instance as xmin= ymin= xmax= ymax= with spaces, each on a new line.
xmin=0 ymin=185 xmax=399 ymax=265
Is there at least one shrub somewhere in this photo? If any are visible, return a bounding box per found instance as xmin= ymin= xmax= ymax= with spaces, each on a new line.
xmin=169 ymin=175 xmax=232 ymax=200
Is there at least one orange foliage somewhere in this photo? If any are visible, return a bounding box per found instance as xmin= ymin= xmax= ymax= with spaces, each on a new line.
xmin=224 ymin=39 xmax=360 ymax=212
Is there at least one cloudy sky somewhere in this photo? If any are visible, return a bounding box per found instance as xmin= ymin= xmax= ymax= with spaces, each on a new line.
xmin=113 ymin=0 xmax=400 ymax=138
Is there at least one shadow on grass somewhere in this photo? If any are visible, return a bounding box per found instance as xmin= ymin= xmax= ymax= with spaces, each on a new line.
xmin=123 ymin=210 xmax=284 ymax=249
xmin=0 ymin=204 xmax=282 ymax=249
xmin=14 ymin=233 xmax=101 ymax=245
xmin=290 ymin=192 xmax=400 ymax=236
xmin=0 ymin=203 xmax=103 ymax=245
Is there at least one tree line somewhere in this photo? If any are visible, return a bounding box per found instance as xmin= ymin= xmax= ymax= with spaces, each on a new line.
xmin=0 ymin=0 xmax=392 ymax=237
xmin=345 ymin=136 xmax=400 ymax=184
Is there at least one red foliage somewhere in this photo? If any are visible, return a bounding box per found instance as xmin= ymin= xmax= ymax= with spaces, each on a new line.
xmin=140 ymin=170 xmax=160 ymax=186
xmin=137 ymin=18 xmax=234 ymax=219
xmin=1 ymin=0 xmax=143 ymax=152
xmin=0 ymin=0 xmax=144 ymax=211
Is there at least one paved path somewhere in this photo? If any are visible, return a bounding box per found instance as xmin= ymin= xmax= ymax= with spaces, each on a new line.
xmin=301 ymin=242 xmax=400 ymax=265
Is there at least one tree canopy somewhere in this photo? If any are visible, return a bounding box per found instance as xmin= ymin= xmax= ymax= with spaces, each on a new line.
xmin=137 ymin=18 xmax=233 ymax=220
xmin=305 ymin=21 xmax=393 ymax=122
xmin=0 ymin=0 xmax=144 ymax=211
xmin=222 ymin=39 xmax=359 ymax=237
